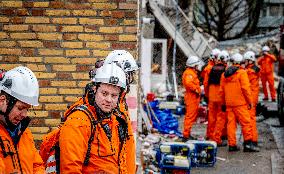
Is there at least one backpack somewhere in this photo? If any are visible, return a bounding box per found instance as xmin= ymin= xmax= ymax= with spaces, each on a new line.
xmin=39 ymin=104 xmax=100 ymax=174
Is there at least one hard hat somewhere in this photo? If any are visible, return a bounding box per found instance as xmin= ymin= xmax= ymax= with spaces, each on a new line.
xmin=262 ymin=46 xmax=270 ymax=52
xmin=231 ymin=53 xmax=243 ymax=64
xmin=104 ymin=50 xmax=139 ymax=72
xmin=243 ymin=51 xmax=256 ymax=62
xmin=0 ymin=66 xmax=39 ymax=106
xmin=210 ymin=48 xmax=221 ymax=59
xmin=218 ymin=50 xmax=230 ymax=62
xmin=186 ymin=56 xmax=201 ymax=67
xmin=93 ymin=63 xmax=126 ymax=89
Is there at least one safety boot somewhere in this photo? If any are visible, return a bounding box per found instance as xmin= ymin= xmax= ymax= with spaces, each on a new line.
xmin=263 ymin=98 xmax=268 ymax=101
xmin=217 ymin=141 xmax=227 ymax=147
xmin=252 ymin=141 xmax=258 ymax=146
xmin=243 ymin=141 xmax=260 ymax=152
xmin=228 ymin=146 xmax=240 ymax=152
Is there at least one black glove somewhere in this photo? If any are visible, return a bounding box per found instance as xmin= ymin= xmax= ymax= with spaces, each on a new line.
xmin=221 ymin=105 xmax=226 ymax=112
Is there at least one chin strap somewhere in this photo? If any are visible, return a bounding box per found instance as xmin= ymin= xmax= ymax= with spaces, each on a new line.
xmin=0 ymin=94 xmax=18 ymax=131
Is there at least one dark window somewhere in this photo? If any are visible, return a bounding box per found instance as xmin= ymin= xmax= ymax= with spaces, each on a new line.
xmin=270 ymin=5 xmax=280 ymax=16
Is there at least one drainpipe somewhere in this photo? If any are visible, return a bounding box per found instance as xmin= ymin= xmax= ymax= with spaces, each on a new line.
xmin=172 ymin=0 xmax=179 ymax=100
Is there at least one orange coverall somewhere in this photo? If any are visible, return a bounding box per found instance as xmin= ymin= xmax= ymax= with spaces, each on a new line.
xmin=182 ymin=68 xmax=201 ymax=138
xmin=59 ymin=97 xmax=129 ymax=174
xmin=257 ymin=53 xmax=277 ymax=100
xmin=119 ymin=93 xmax=136 ymax=174
xmin=0 ymin=124 xmax=44 ymax=173
xmin=205 ymin=63 xmax=227 ymax=142
xmin=246 ymin=64 xmax=261 ymax=142
xmin=202 ymin=60 xmax=214 ymax=97
xmin=220 ymin=66 xmax=253 ymax=147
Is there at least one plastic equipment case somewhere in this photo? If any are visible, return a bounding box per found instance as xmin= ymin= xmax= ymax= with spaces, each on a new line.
xmin=186 ymin=140 xmax=217 ymax=167
xmin=159 ymin=142 xmax=194 ymax=174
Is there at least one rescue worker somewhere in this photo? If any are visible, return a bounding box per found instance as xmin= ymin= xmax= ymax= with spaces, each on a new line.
xmin=205 ymin=51 xmax=227 ymax=144
xmin=103 ymin=50 xmax=139 ymax=174
xmin=0 ymin=66 xmax=44 ymax=173
xmin=59 ymin=63 xmax=130 ymax=173
xmin=244 ymin=51 xmax=260 ymax=146
xmin=257 ymin=46 xmax=277 ymax=101
xmin=202 ymin=48 xmax=221 ymax=99
xmin=182 ymin=56 xmax=202 ymax=140
xmin=220 ymin=53 xmax=259 ymax=152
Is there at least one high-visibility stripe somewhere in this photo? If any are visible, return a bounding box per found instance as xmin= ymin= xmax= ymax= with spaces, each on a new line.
xmin=46 ymin=155 xmax=56 ymax=163
xmin=46 ymin=166 xmax=56 ymax=173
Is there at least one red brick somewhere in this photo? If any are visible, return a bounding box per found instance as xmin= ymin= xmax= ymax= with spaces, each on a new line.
xmin=0 ymin=9 xmax=15 ymax=16
xmin=57 ymin=72 xmax=73 ymax=79
xmin=65 ymin=3 xmax=91 ymax=9
xmin=84 ymin=25 xmax=97 ymax=32
xmin=50 ymin=111 xmax=61 ymax=119
xmin=119 ymin=3 xmax=137 ymax=9
xmin=63 ymin=33 xmax=77 ymax=40
xmin=104 ymin=35 xmax=118 ymax=41
xmin=32 ymin=9 xmax=44 ymax=16
xmin=68 ymin=0 xmax=88 ymax=2
xmin=21 ymin=49 xmax=34 ymax=56
xmin=100 ymin=10 xmax=111 ymax=17
xmin=10 ymin=17 xmax=24 ymax=24
xmin=49 ymin=1 xmax=65 ymax=8
xmin=125 ymin=11 xmax=136 ymax=18
xmin=38 ymin=80 xmax=51 ymax=87
xmin=111 ymin=42 xmax=136 ymax=50
xmin=125 ymin=26 xmax=137 ymax=33
xmin=76 ymin=65 xmax=90 ymax=71
xmin=17 ymin=9 xmax=29 ymax=16
xmin=23 ymin=1 xmax=34 ymax=8
xmin=111 ymin=11 xmax=125 ymax=18
xmin=43 ymin=41 xmax=60 ymax=48
xmin=30 ymin=118 xmax=44 ymax=126
xmin=105 ymin=19 xmax=117 ymax=25
xmin=1 ymin=56 xmax=18 ymax=63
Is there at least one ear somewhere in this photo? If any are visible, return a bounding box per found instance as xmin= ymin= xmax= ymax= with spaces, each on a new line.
xmin=0 ymin=95 xmax=7 ymax=108
xmin=0 ymin=95 xmax=6 ymax=101
xmin=92 ymin=85 xmax=97 ymax=93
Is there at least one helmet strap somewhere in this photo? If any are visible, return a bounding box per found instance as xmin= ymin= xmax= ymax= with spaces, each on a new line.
xmin=93 ymin=102 xmax=111 ymax=119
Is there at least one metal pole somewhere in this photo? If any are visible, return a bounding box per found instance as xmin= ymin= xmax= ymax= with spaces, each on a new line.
xmin=172 ymin=0 xmax=179 ymax=100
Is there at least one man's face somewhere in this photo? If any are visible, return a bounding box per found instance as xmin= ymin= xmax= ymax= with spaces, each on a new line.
xmin=9 ymin=101 xmax=30 ymax=125
xmin=94 ymin=83 xmax=121 ymax=113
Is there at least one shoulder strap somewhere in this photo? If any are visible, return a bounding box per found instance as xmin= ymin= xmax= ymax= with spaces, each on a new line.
xmin=68 ymin=105 xmax=101 ymax=166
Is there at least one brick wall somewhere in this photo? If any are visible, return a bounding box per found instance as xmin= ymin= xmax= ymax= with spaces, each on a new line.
xmin=0 ymin=0 xmax=138 ymax=147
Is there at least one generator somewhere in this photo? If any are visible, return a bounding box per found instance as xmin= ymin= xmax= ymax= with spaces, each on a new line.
xmin=186 ymin=140 xmax=217 ymax=167
xmin=158 ymin=142 xmax=194 ymax=173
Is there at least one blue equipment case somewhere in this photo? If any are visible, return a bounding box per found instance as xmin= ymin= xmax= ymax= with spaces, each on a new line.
xmin=159 ymin=142 xmax=195 ymax=174
xmin=186 ymin=140 xmax=217 ymax=167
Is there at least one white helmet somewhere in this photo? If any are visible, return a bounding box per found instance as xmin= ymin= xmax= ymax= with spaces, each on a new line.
xmin=104 ymin=50 xmax=139 ymax=72
xmin=93 ymin=63 xmax=126 ymax=89
xmin=218 ymin=50 xmax=230 ymax=62
xmin=186 ymin=56 xmax=201 ymax=67
xmin=0 ymin=66 xmax=39 ymax=106
xmin=243 ymin=51 xmax=256 ymax=62
xmin=262 ymin=46 xmax=270 ymax=52
xmin=231 ymin=53 xmax=243 ymax=64
xmin=210 ymin=48 xmax=221 ymax=59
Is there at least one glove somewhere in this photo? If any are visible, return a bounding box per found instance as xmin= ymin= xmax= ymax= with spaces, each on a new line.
xmin=221 ymin=105 xmax=226 ymax=112
xmin=248 ymin=103 xmax=252 ymax=110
